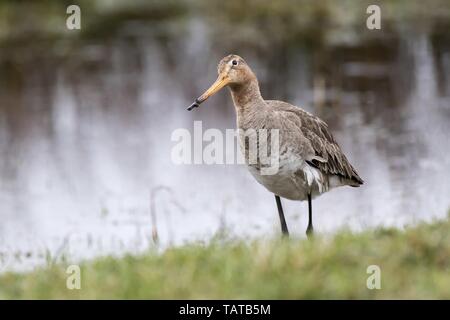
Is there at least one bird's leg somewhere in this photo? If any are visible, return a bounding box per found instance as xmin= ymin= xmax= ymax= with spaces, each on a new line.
xmin=306 ymin=193 xmax=314 ymax=238
xmin=275 ymin=195 xmax=289 ymax=237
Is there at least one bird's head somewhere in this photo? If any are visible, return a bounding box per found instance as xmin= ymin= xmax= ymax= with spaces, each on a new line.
xmin=187 ymin=54 xmax=256 ymax=110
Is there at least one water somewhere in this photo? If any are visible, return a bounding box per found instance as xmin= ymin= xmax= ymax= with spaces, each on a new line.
xmin=0 ymin=8 xmax=450 ymax=272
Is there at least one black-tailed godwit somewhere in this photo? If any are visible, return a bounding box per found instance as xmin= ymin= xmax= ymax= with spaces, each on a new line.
xmin=188 ymin=54 xmax=363 ymax=237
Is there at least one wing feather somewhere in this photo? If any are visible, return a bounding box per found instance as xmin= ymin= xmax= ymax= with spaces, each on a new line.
xmin=268 ymin=100 xmax=364 ymax=185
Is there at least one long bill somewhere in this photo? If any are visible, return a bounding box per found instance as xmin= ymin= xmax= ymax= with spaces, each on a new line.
xmin=187 ymin=75 xmax=230 ymax=111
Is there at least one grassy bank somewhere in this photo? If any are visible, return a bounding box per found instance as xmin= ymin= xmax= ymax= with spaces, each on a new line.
xmin=1 ymin=218 xmax=450 ymax=299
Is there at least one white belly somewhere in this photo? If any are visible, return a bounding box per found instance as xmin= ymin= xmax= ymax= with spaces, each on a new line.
xmin=246 ymin=152 xmax=345 ymax=201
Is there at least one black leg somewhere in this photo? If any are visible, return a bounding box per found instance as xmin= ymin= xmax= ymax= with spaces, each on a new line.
xmin=275 ymin=195 xmax=289 ymax=236
xmin=306 ymin=193 xmax=314 ymax=238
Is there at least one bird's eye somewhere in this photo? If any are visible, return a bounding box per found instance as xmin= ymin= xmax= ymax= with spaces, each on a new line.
xmin=232 ymin=60 xmax=238 ymax=66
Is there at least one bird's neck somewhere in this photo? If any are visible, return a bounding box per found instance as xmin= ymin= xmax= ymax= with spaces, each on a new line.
xmin=229 ymin=79 xmax=265 ymax=114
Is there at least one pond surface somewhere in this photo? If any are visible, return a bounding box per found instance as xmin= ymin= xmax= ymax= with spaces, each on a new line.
xmin=0 ymin=11 xmax=450 ymax=272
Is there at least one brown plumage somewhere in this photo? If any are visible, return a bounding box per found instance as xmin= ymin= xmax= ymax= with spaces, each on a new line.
xmin=272 ymin=100 xmax=363 ymax=186
xmin=188 ymin=54 xmax=363 ymax=237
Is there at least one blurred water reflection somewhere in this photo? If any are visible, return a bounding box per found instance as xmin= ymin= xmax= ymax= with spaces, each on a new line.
xmin=0 ymin=1 xmax=450 ymax=271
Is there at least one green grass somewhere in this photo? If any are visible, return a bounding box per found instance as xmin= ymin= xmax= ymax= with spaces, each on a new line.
xmin=1 ymin=217 xmax=450 ymax=299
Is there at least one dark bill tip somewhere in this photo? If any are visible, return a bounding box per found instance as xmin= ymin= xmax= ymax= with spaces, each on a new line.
xmin=187 ymin=98 xmax=201 ymax=111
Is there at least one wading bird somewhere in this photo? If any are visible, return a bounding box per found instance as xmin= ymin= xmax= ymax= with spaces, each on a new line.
xmin=188 ymin=54 xmax=363 ymax=237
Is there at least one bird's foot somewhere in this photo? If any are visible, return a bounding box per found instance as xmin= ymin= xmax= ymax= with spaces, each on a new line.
xmin=306 ymin=225 xmax=314 ymax=239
